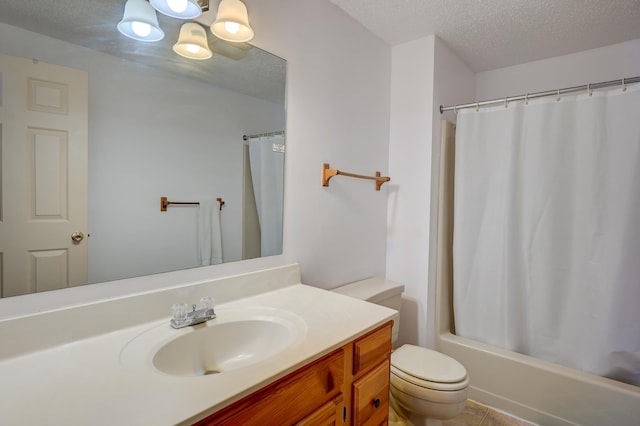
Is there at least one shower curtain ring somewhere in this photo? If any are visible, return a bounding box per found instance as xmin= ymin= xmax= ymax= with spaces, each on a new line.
xmin=587 ymin=83 xmax=592 ymax=96
xmin=504 ymin=97 xmax=508 ymax=108
xmin=524 ymin=93 xmax=529 ymax=105
xmin=454 ymin=105 xmax=458 ymax=114
xmin=622 ymin=78 xmax=627 ymax=92
xmin=476 ymin=102 xmax=479 ymax=112
xmin=556 ymin=89 xmax=561 ymax=101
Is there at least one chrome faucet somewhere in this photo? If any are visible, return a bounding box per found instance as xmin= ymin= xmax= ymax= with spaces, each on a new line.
xmin=171 ymin=297 xmax=216 ymax=329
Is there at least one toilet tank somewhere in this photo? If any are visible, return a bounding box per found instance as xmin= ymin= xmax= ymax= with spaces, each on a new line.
xmin=332 ymin=277 xmax=404 ymax=346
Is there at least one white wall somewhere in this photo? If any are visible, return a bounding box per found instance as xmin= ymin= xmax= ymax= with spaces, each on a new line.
xmin=476 ymin=38 xmax=640 ymax=100
xmin=386 ymin=35 xmax=474 ymax=347
xmin=386 ymin=36 xmax=435 ymax=347
xmin=427 ymin=38 xmax=475 ymax=347
xmin=248 ymin=0 xmax=392 ymax=288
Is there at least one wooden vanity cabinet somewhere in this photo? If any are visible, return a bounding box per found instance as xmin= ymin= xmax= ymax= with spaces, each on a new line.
xmin=350 ymin=322 xmax=392 ymax=426
xmin=194 ymin=321 xmax=392 ymax=426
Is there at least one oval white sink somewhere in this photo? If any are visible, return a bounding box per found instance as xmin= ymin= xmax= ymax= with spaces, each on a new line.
xmin=119 ymin=307 xmax=307 ymax=377
xmin=154 ymin=319 xmax=294 ymax=376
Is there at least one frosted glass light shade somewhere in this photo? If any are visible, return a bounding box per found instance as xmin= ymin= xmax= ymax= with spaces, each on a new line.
xmin=117 ymin=0 xmax=165 ymax=42
xmin=211 ymin=0 xmax=254 ymax=42
xmin=173 ymin=23 xmax=213 ymax=60
xmin=150 ymin=0 xmax=202 ymax=19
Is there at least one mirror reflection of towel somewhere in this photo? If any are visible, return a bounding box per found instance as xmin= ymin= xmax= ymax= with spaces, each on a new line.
xmin=197 ymin=199 xmax=223 ymax=265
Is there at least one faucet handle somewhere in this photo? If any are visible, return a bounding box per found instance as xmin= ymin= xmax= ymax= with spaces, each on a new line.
xmin=200 ymin=296 xmax=214 ymax=310
xmin=172 ymin=303 xmax=188 ymax=323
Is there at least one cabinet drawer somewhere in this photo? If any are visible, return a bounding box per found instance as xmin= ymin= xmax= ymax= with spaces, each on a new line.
xmin=296 ymin=394 xmax=343 ymax=426
xmin=353 ymin=322 xmax=392 ymax=376
xmin=352 ymin=359 xmax=390 ymax=426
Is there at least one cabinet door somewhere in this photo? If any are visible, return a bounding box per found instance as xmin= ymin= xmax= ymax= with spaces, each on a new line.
xmin=352 ymin=360 xmax=390 ymax=426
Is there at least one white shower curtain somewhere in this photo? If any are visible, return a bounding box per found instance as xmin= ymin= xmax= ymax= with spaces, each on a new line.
xmin=453 ymin=83 xmax=640 ymax=385
xmin=249 ymin=134 xmax=285 ymax=257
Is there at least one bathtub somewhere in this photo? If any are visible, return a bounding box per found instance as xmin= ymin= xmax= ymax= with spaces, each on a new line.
xmin=434 ymin=120 xmax=640 ymax=425
xmin=438 ymin=331 xmax=640 ymax=425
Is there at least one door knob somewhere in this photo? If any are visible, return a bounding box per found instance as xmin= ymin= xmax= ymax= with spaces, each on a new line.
xmin=71 ymin=231 xmax=84 ymax=243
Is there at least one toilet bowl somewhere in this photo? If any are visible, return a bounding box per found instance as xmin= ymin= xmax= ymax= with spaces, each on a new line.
xmin=389 ymin=344 xmax=469 ymax=425
xmin=332 ymin=278 xmax=469 ymax=425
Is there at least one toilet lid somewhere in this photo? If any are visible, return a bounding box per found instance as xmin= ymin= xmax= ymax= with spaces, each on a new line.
xmin=391 ymin=344 xmax=467 ymax=384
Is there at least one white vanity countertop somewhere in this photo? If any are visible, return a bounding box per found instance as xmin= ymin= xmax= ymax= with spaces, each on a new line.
xmin=0 ymin=283 xmax=395 ymax=425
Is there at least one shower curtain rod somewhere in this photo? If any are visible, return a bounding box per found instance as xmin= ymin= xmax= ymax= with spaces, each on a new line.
xmin=440 ymin=76 xmax=640 ymax=113
xmin=242 ymin=130 xmax=285 ymax=141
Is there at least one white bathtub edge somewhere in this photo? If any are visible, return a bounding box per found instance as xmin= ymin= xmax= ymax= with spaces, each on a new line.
xmin=439 ymin=332 xmax=640 ymax=426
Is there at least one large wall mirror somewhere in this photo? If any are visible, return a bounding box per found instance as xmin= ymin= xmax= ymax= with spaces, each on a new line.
xmin=0 ymin=1 xmax=286 ymax=298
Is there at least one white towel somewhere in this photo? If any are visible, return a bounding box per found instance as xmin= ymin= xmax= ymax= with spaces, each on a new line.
xmin=197 ymin=199 xmax=223 ymax=266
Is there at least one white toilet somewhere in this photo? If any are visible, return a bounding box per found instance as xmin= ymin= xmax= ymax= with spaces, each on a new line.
xmin=333 ymin=277 xmax=469 ymax=426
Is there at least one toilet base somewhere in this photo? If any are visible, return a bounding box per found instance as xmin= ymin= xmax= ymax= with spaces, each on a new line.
xmin=389 ymin=392 xmax=448 ymax=426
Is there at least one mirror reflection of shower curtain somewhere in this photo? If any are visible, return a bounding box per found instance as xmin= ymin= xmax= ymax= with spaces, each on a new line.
xmin=249 ymin=134 xmax=285 ymax=257
xmin=453 ymin=84 xmax=640 ymax=385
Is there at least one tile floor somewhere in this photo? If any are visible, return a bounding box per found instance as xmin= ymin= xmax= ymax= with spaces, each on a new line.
xmin=442 ymin=400 xmax=536 ymax=426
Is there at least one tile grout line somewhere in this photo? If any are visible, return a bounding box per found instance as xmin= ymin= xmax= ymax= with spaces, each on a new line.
xmin=478 ymin=409 xmax=489 ymax=426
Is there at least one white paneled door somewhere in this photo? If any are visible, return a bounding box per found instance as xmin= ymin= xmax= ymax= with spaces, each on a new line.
xmin=0 ymin=53 xmax=88 ymax=297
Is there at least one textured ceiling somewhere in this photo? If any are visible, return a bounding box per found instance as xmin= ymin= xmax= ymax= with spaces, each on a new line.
xmin=3 ymin=1 xmax=638 ymax=95
xmin=330 ymin=0 xmax=640 ymax=72
xmin=0 ymin=0 xmax=286 ymax=104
